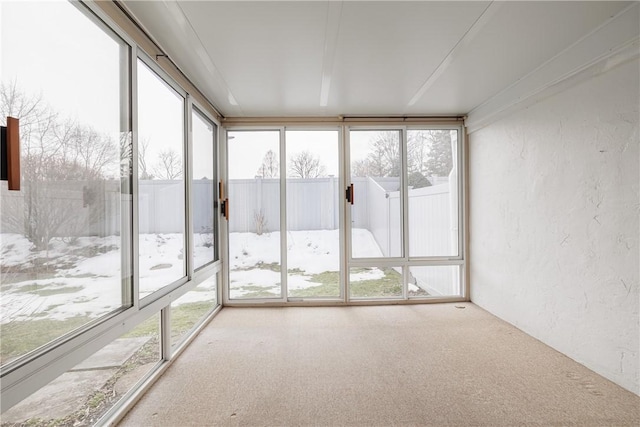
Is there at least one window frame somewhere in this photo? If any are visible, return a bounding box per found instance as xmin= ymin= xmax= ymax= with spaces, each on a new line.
xmin=0 ymin=0 xmax=223 ymax=417
xmin=0 ymin=0 xmax=136 ymax=376
xmin=346 ymin=124 xmax=466 ymax=301
xmin=222 ymin=123 xmax=467 ymax=306
xmin=190 ymin=103 xmax=219 ymax=272
xmin=136 ymin=52 xmax=189 ymax=305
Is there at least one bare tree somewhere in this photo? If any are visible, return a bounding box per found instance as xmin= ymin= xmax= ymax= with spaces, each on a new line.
xmin=1 ymin=82 xmax=120 ymax=250
xmin=406 ymin=131 xmax=432 ymax=188
xmin=288 ymin=150 xmax=326 ymax=178
xmin=0 ymin=80 xmax=48 ymax=141
xmin=138 ymin=137 xmax=154 ymax=180
xmin=351 ymin=131 xmax=400 ymax=178
xmin=423 ymin=130 xmax=453 ymax=178
xmin=407 ymin=131 xmax=428 ymax=175
xmin=351 ymin=158 xmax=372 ymax=177
xmin=153 ymin=148 xmax=182 ymax=180
xmin=256 ymin=149 xmax=279 ymax=178
xmin=350 ymin=130 xmax=451 ymax=188
xmin=373 ymin=131 xmax=401 ymax=177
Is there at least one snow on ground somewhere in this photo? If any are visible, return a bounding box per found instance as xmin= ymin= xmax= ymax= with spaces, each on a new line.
xmin=351 ymin=228 xmax=385 ymax=258
xmin=0 ymin=228 xmax=385 ymax=320
xmin=229 ymin=232 xmax=281 ymax=269
xmin=286 ymin=229 xmax=340 ymax=274
xmin=0 ymin=233 xmax=33 ymax=267
xmin=350 ymin=268 xmax=385 ymax=282
xmin=1 ymin=234 xmax=123 ymax=323
xmin=228 ymin=228 xmax=384 ymax=297
xmin=138 ymin=233 xmax=185 ymax=298
xmin=0 ymin=233 xmax=216 ymax=323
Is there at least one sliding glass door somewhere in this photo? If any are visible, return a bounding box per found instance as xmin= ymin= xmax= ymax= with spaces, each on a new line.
xmin=347 ymin=130 xmax=403 ymax=298
xmin=346 ymin=127 xmax=463 ymax=300
xmin=286 ymin=130 xmax=341 ymax=299
xmin=227 ymin=131 xmax=282 ymax=300
xmin=226 ymin=129 xmax=342 ymax=302
xmin=224 ymin=125 xmax=464 ymax=303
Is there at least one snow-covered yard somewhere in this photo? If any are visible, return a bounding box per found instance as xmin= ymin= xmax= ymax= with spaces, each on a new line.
xmin=228 ymin=228 xmax=390 ymax=298
xmin=1 ymin=234 xmax=123 ymax=324
xmin=1 ymin=228 xmax=393 ymax=323
xmin=0 ymin=233 xmax=218 ymax=325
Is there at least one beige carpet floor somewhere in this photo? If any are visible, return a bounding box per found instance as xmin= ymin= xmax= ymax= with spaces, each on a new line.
xmin=118 ymin=303 xmax=639 ymax=426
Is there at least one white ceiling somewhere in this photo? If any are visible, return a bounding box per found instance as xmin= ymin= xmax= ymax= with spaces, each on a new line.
xmin=122 ymin=1 xmax=634 ymax=118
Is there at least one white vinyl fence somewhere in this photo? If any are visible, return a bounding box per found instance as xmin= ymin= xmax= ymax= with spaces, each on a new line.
xmin=362 ymin=177 xmax=459 ymax=296
xmin=228 ymin=177 xmax=346 ymax=233
xmin=2 ymin=175 xmax=459 ymax=295
xmin=1 ymin=179 xmax=215 ymax=238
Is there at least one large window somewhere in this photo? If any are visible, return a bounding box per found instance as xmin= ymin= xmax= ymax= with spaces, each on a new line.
xmin=170 ymin=275 xmax=218 ymax=350
xmin=347 ymin=127 xmax=463 ymax=299
xmin=1 ymin=313 xmax=160 ymax=425
xmin=349 ymin=130 xmax=402 ymax=259
xmin=286 ymin=130 xmax=341 ymax=299
xmin=1 ymin=0 xmax=222 ymax=418
xmin=137 ymin=59 xmax=186 ymax=299
xmin=407 ymin=129 xmax=459 ymax=258
xmin=227 ymin=131 xmax=281 ymax=299
xmin=0 ymin=0 xmax=131 ymax=366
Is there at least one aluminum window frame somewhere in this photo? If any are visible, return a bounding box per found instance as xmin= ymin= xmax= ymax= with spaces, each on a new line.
xmin=135 ymin=52 xmax=190 ymax=306
xmin=1 ymin=0 xmax=224 ymax=417
xmin=222 ymin=123 xmax=467 ymax=306
xmin=346 ymin=124 xmax=466 ymax=302
xmin=190 ymin=102 xmax=220 ymax=271
xmin=0 ymin=0 xmax=137 ymax=383
xmin=283 ymin=126 xmax=345 ymax=302
xmin=345 ymin=126 xmax=407 ymax=264
xmin=405 ymin=125 xmax=465 ymax=262
xmin=223 ymin=127 xmax=287 ymax=305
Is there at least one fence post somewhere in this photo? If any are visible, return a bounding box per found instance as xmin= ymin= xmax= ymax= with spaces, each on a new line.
xmin=330 ymin=175 xmax=336 ymax=230
xmin=449 ymin=134 xmax=458 ymax=254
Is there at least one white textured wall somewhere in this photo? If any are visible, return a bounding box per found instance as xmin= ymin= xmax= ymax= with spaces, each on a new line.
xmin=469 ymin=59 xmax=639 ymax=395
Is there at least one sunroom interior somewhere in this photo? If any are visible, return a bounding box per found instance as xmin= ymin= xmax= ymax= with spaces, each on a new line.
xmin=0 ymin=0 xmax=638 ymax=425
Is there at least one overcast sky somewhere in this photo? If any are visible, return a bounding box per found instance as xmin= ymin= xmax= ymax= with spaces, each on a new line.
xmin=2 ymin=1 xmax=120 ymax=134
xmin=1 ymin=1 xmax=215 ymax=179
xmin=226 ymin=129 xmax=397 ymax=180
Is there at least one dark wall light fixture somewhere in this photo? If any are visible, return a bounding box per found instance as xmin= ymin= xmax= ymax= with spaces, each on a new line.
xmin=0 ymin=116 xmax=20 ymax=191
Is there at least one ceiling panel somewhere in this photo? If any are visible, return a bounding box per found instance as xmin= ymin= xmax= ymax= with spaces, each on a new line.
xmin=179 ymin=1 xmax=330 ymax=116
xmin=408 ymin=1 xmax=632 ymax=114
xmin=327 ymin=1 xmax=489 ymax=116
xmin=122 ymin=1 xmax=635 ymax=118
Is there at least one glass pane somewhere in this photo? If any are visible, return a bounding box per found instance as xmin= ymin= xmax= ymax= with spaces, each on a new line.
xmin=349 ymin=266 xmax=403 ymax=298
xmin=0 ymin=1 xmax=131 ymax=366
xmin=286 ymin=130 xmax=340 ymax=298
xmin=228 ymin=131 xmax=281 ymax=299
xmin=407 ymin=265 xmax=461 ymax=297
xmin=349 ymin=130 xmax=402 ymax=258
xmin=407 ymin=130 xmax=459 ymax=257
xmin=137 ymin=60 xmax=186 ymax=298
xmin=170 ymin=274 xmax=218 ymax=349
xmin=1 ymin=313 xmax=160 ymax=425
xmin=192 ymin=109 xmax=216 ymax=270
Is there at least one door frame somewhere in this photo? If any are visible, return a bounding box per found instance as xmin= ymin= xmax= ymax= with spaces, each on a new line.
xmin=345 ymin=125 xmax=466 ymax=301
xmin=222 ymin=122 xmax=467 ymax=306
